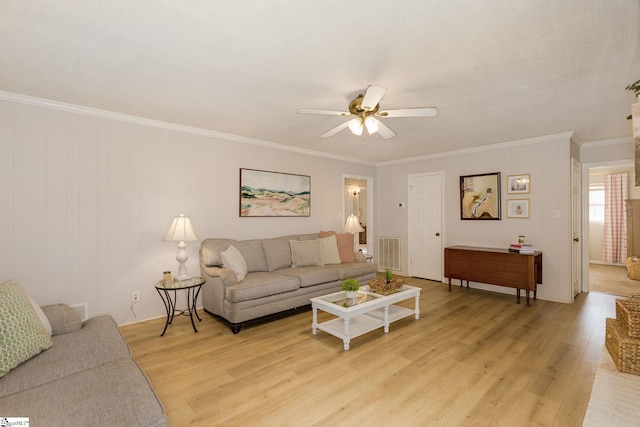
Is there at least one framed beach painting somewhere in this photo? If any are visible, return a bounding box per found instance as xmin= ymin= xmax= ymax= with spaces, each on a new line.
xmin=240 ymin=168 xmax=310 ymax=217
xmin=507 ymin=199 xmax=530 ymax=218
xmin=460 ymin=172 xmax=501 ymax=220
xmin=507 ymin=174 xmax=530 ymax=194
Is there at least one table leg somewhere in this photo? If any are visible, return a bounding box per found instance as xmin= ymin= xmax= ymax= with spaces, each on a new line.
xmin=192 ymin=285 xmax=203 ymax=321
xmin=448 ymin=278 xmax=452 ymax=292
xmin=526 ymin=290 xmax=531 ymax=306
xmin=186 ymin=287 xmax=198 ymax=333
xmin=156 ymin=288 xmax=175 ymax=337
xmin=414 ymin=294 xmax=420 ymax=319
xmin=516 ymin=288 xmax=521 ymax=304
xmin=343 ymin=318 xmax=350 ymax=351
xmin=383 ymin=305 xmax=390 ymax=333
xmin=312 ymin=306 xmax=318 ymax=335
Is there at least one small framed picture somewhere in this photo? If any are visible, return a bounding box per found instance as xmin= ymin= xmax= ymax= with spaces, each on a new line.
xmin=507 ymin=199 xmax=530 ymax=218
xmin=507 ymin=174 xmax=530 ymax=194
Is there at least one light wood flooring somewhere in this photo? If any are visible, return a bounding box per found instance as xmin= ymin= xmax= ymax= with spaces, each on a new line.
xmin=120 ymin=277 xmax=618 ymax=427
xmin=589 ymin=263 xmax=640 ymax=296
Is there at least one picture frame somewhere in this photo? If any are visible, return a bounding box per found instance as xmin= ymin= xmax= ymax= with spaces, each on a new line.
xmin=459 ymin=172 xmax=501 ymax=220
xmin=507 ymin=199 xmax=530 ymax=218
xmin=240 ymin=168 xmax=310 ymax=217
xmin=507 ymin=174 xmax=530 ymax=194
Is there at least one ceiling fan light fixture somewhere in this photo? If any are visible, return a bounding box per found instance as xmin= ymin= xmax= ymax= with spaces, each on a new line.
xmin=364 ymin=116 xmax=379 ymax=135
xmin=348 ymin=117 xmax=364 ymax=136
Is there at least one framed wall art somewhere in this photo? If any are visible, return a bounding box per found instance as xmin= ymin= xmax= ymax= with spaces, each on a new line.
xmin=460 ymin=172 xmax=501 ymax=220
xmin=507 ymin=199 xmax=530 ymax=218
xmin=507 ymin=174 xmax=530 ymax=194
xmin=240 ymin=168 xmax=310 ymax=217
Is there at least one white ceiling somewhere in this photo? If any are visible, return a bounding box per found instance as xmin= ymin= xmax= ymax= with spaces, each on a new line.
xmin=1 ymin=1 xmax=639 ymax=163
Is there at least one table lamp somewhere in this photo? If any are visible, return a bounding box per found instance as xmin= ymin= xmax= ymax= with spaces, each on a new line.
xmin=162 ymin=213 xmax=200 ymax=280
xmin=344 ymin=214 xmax=364 ymax=250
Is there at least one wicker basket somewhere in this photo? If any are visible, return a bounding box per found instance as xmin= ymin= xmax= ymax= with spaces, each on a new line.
xmin=616 ymin=294 xmax=640 ymax=338
xmin=625 ymin=257 xmax=640 ymax=280
xmin=367 ymin=278 xmax=404 ymax=295
xmin=605 ymin=318 xmax=640 ymax=375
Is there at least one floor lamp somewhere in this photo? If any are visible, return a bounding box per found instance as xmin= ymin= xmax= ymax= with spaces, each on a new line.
xmin=344 ymin=214 xmax=364 ymax=251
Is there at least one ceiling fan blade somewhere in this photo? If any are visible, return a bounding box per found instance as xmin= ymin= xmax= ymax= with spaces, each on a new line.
xmin=361 ymin=86 xmax=386 ymax=111
xmin=297 ymin=109 xmax=349 ymax=116
xmin=380 ymin=107 xmax=438 ymax=118
xmin=321 ymin=121 xmax=350 ymax=138
xmin=375 ymin=120 xmax=395 ymax=139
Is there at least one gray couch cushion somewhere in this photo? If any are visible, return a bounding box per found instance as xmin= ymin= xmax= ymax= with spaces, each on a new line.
xmin=201 ymin=238 xmax=235 ymax=266
xmin=42 ymin=304 xmax=82 ymax=336
xmin=0 ymin=315 xmax=131 ymax=398
xmin=333 ymin=262 xmax=378 ymax=280
xmin=225 ymin=272 xmax=299 ymax=302
xmin=278 ymin=266 xmax=340 ymax=287
xmin=234 ymin=239 xmax=268 ymax=272
xmin=262 ymin=236 xmax=296 ymax=271
xmin=0 ymin=359 xmax=169 ymax=427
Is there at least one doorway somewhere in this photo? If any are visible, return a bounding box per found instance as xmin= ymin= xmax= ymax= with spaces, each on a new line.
xmin=408 ymin=172 xmax=444 ymax=281
xmin=583 ymin=160 xmax=637 ymax=296
xmin=343 ymin=174 xmax=373 ymax=256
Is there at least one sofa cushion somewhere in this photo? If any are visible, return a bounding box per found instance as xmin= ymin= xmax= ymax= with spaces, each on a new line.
xmin=290 ymin=239 xmax=322 ymax=267
xmin=262 ymin=236 xmax=296 ymax=271
xmin=221 ymin=245 xmax=248 ymax=281
xmin=234 ymin=239 xmax=268 ymax=272
xmin=278 ymin=266 xmax=340 ymax=287
xmin=28 ymin=294 xmax=52 ymax=335
xmin=319 ymin=234 xmax=342 ymax=265
xmin=321 ymin=231 xmax=355 ymax=262
xmin=0 ymin=280 xmax=53 ymax=378
xmin=42 ymin=304 xmax=82 ymax=336
xmin=225 ymin=272 xmax=299 ymax=302
xmin=0 ymin=358 xmax=168 ymax=427
xmin=0 ymin=314 xmax=131 ymax=398
xmin=333 ymin=262 xmax=378 ymax=280
xmin=201 ymin=238 xmax=235 ymax=266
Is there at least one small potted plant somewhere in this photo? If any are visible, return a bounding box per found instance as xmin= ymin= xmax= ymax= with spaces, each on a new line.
xmin=342 ymin=278 xmax=360 ymax=299
xmin=385 ymin=268 xmax=393 ymax=284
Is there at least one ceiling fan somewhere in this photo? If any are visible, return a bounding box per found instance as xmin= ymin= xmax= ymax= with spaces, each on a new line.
xmin=297 ymin=85 xmax=437 ymax=139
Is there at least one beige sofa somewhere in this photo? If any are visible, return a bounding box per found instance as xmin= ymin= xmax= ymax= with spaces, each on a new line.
xmin=199 ymin=232 xmax=377 ymax=333
xmin=0 ymin=303 xmax=169 ymax=427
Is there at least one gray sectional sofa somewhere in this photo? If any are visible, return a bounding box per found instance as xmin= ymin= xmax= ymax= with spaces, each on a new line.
xmin=199 ymin=232 xmax=377 ymax=333
xmin=0 ymin=304 xmax=169 ymax=427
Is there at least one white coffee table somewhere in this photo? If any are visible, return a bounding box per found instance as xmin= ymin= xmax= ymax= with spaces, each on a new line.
xmin=310 ymin=284 xmax=420 ymax=350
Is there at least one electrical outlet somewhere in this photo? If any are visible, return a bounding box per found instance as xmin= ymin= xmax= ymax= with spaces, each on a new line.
xmin=132 ymin=291 xmax=140 ymax=302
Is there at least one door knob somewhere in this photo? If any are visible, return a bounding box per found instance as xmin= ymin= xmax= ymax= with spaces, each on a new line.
xmin=573 ymin=237 xmax=579 ymax=242
xmin=435 ymin=233 xmax=441 ymax=236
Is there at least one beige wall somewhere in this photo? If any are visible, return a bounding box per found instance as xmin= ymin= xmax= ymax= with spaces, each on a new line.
xmin=375 ymin=134 xmax=574 ymax=303
xmin=0 ymin=99 xmax=375 ymax=324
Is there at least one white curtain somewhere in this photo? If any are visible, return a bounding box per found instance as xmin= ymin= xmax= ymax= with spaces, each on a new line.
xmin=602 ymin=173 xmax=628 ymax=263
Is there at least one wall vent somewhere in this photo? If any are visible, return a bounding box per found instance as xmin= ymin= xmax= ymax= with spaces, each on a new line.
xmin=378 ymin=236 xmax=401 ymax=270
xmin=70 ymin=303 xmax=88 ymax=322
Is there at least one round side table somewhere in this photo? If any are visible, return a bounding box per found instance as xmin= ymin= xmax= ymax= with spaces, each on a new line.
xmin=155 ymin=277 xmax=205 ymax=336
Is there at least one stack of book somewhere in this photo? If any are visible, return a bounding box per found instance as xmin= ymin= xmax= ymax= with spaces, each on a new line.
xmin=508 ymin=244 xmax=535 ymax=254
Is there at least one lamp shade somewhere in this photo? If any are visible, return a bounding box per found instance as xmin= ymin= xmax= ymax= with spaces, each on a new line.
xmin=344 ymin=214 xmax=364 ymax=233
xmin=162 ymin=213 xmax=199 ymax=242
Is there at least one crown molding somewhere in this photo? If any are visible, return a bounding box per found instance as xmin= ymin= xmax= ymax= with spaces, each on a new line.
xmin=580 ymin=136 xmax=634 ymax=148
xmin=0 ymin=90 xmax=377 ymax=166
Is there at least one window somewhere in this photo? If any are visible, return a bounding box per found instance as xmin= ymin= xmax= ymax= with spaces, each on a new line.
xmin=589 ymin=184 xmax=604 ymax=222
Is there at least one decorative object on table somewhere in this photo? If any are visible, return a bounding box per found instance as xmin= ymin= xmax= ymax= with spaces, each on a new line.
xmin=507 ymin=199 xmax=530 ymax=218
xmin=343 ymin=214 xmax=364 ymax=250
xmin=239 ymin=168 xmax=310 ymax=217
xmin=507 ymin=174 xmax=530 ymax=194
xmin=519 ymin=235 xmax=525 ymax=245
xmin=342 ymin=278 xmax=360 ymax=299
xmin=508 ymin=243 xmax=536 ymax=254
xmin=385 ymin=268 xmax=393 ymax=283
xmin=459 ymin=172 xmax=501 ymax=220
xmin=162 ymin=271 xmax=173 ymax=285
xmin=367 ymin=277 xmax=404 ymax=295
xmin=162 ymin=213 xmax=200 ymax=281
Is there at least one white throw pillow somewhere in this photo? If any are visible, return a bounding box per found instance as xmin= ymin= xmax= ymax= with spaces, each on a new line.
xmin=221 ymin=245 xmax=248 ymax=281
xmin=28 ymin=294 xmax=52 ymax=336
xmin=290 ymin=239 xmax=323 ymax=267
xmin=319 ymin=234 xmax=342 ymax=265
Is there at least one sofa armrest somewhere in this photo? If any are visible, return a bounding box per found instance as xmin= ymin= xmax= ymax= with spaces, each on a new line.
xmin=201 ymin=265 xmax=238 ymax=287
xmin=41 ymin=304 xmax=82 ymax=336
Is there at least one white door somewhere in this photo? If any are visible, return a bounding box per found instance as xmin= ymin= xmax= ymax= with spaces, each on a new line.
xmin=408 ymin=173 xmax=443 ymax=280
xmin=571 ymin=158 xmax=582 ymax=299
